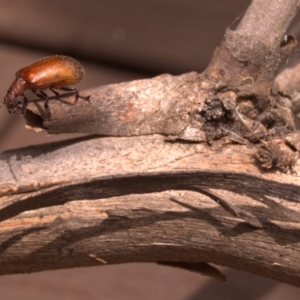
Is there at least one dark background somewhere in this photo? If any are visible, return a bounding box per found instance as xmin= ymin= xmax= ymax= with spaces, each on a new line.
xmin=0 ymin=1 xmax=299 ymax=298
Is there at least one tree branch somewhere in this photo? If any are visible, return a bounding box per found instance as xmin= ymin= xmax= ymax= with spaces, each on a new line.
xmin=1 ymin=135 xmax=300 ymax=286
xmin=1 ymin=0 xmax=300 ymax=287
xmin=236 ymin=0 xmax=299 ymax=44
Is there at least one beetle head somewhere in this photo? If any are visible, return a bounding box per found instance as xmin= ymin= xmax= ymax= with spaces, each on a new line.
xmin=3 ymin=92 xmax=18 ymax=113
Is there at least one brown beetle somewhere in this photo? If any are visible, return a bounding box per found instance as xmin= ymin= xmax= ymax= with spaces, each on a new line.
xmin=3 ymin=55 xmax=90 ymax=117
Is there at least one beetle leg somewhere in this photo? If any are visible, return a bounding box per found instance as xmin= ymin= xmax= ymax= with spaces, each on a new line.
xmin=39 ymin=92 xmax=52 ymax=120
xmin=32 ymin=90 xmax=49 ymax=102
xmin=32 ymin=90 xmax=52 ymax=119
xmin=55 ymin=86 xmax=91 ymax=102
xmin=20 ymin=95 xmax=28 ymax=116
xmin=49 ymin=88 xmax=60 ymax=97
xmin=34 ymin=90 xmax=49 ymax=100
xmin=44 ymin=100 xmax=51 ymax=120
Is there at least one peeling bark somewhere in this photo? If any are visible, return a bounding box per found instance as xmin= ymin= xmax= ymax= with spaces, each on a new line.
xmin=1 ymin=135 xmax=300 ymax=286
xmin=1 ymin=0 xmax=300 ymax=287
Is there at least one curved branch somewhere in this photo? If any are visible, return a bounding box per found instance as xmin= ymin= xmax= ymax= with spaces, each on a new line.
xmin=1 ymin=135 xmax=300 ymax=287
xmin=1 ymin=0 xmax=300 ymax=288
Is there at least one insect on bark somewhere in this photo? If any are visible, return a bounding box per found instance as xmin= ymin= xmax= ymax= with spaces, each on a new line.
xmin=2 ymin=55 xmax=90 ymax=118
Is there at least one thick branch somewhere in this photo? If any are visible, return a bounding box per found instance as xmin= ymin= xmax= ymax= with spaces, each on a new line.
xmin=1 ymin=135 xmax=300 ymax=286
xmin=19 ymin=1 xmax=299 ymax=146
xmin=1 ymin=0 xmax=300 ymax=288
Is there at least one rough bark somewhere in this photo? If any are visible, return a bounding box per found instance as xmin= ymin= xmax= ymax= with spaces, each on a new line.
xmin=1 ymin=0 xmax=300 ymax=287
xmin=1 ymin=135 xmax=300 ymax=285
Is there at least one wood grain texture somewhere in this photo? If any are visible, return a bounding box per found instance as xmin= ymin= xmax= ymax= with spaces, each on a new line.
xmin=1 ymin=0 xmax=300 ymax=289
xmin=1 ymin=135 xmax=300 ymax=286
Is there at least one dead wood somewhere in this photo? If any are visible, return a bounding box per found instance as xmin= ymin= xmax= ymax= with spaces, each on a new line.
xmin=1 ymin=0 xmax=300 ymax=287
